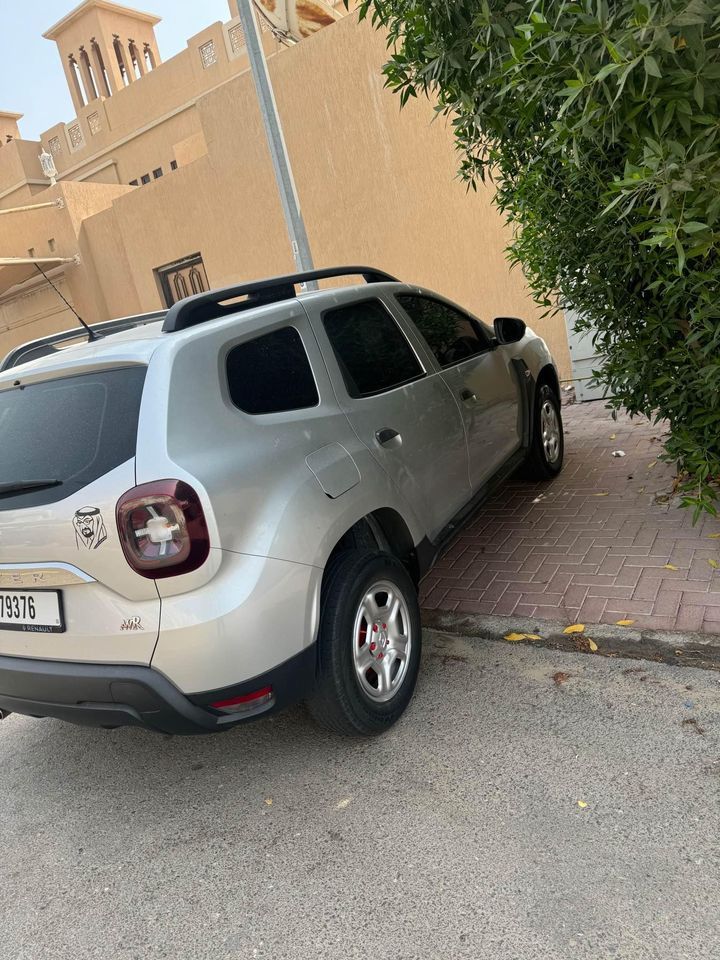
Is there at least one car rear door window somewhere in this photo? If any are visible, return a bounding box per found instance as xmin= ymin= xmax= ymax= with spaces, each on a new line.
xmin=322 ymin=299 xmax=424 ymax=398
xmin=0 ymin=366 xmax=146 ymax=510
xmin=226 ymin=326 xmax=319 ymax=414
xmin=397 ymin=295 xmax=492 ymax=368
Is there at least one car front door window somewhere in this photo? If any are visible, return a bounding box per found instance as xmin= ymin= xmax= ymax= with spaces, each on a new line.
xmin=395 ymin=296 xmax=492 ymax=368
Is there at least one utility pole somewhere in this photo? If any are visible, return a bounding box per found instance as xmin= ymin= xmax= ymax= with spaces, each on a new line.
xmin=236 ymin=0 xmax=317 ymax=286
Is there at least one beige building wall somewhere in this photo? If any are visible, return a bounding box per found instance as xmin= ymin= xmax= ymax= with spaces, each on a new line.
xmin=0 ymin=275 xmax=78 ymax=361
xmin=0 ymin=1 xmax=571 ymax=379
xmin=0 ymin=112 xmax=23 ymax=145
xmin=0 ymin=139 xmax=47 ymax=208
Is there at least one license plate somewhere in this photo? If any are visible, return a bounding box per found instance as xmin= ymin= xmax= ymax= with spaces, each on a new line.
xmin=0 ymin=590 xmax=64 ymax=633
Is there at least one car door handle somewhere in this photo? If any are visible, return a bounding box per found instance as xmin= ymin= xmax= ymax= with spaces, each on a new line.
xmin=375 ymin=428 xmax=402 ymax=448
xmin=460 ymin=388 xmax=477 ymax=403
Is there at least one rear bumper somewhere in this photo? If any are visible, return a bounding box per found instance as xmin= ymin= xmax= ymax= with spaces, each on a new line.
xmin=0 ymin=645 xmax=316 ymax=735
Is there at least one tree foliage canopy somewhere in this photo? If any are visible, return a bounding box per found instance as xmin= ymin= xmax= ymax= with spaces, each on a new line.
xmin=355 ymin=0 xmax=720 ymax=517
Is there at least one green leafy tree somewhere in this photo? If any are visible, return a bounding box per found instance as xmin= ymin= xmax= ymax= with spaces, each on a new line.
xmin=353 ymin=0 xmax=720 ymax=518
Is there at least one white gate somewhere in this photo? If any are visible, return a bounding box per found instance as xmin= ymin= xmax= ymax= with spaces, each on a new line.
xmin=564 ymin=309 xmax=610 ymax=402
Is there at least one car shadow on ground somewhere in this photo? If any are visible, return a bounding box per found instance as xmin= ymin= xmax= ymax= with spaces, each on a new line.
xmin=1 ymin=633 xmax=465 ymax=817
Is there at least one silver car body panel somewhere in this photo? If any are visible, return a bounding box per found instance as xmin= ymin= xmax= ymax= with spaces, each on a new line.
xmin=301 ymin=286 xmax=471 ymax=541
xmin=0 ymin=279 xmax=558 ymax=701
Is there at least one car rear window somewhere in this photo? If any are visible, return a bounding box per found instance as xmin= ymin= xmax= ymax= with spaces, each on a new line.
xmin=226 ymin=327 xmax=319 ymax=414
xmin=0 ymin=366 xmax=146 ymax=510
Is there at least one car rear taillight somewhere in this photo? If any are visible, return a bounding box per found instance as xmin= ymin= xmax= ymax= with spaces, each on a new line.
xmin=116 ymin=480 xmax=210 ymax=579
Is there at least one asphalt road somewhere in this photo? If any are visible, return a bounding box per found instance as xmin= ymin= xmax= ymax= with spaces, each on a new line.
xmin=1 ymin=632 xmax=719 ymax=960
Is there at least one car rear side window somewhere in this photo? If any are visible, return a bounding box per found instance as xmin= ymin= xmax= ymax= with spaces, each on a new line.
xmin=0 ymin=366 xmax=146 ymax=510
xmin=226 ymin=326 xmax=319 ymax=414
xmin=397 ymin=295 xmax=492 ymax=368
xmin=323 ymin=299 xmax=424 ymax=398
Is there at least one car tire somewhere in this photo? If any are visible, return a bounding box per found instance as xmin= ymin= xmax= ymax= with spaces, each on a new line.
xmin=308 ymin=550 xmax=422 ymax=737
xmin=525 ymin=382 xmax=564 ymax=480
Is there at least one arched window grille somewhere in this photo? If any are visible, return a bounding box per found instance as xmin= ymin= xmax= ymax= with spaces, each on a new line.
xmin=173 ymin=273 xmax=190 ymax=301
xmin=189 ymin=267 xmax=206 ymax=295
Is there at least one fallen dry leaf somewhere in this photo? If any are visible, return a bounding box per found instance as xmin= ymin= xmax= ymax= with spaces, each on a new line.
xmin=504 ymin=632 xmax=526 ymax=642
xmin=336 ymin=798 xmax=352 ymax=810
xmin=647 ymin=460 xmax=657 ymax=470
xmin=664 ymin=563 xmax=679 ymax=571
xmin=563 ymin=623 xmax=585 ymax=634
xmin=593 ymin=492 xmax=609 ymax=497
xmin=616 ymin=619 xmax=635 ymax=627
xmin=709 ymin=559 xmax=719 ymax=570
xmin=588 ymin=639 xmax=599 ymax=652
xmin=609 ymin=434 xmax=616 ymax=440
xmin=708 ymin=533 xmax=720 ymax=540
xmin=264 ymin=798 xmax=273 ymax=806
xmin=577 ymin=800 xmax=588 ymax=809
xmin=552 ymin=671 xmax=571 ymax=686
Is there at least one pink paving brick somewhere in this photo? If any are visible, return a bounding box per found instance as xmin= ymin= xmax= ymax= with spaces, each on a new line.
xmin=587 ymin=585 xmax=635 ymax=600
xmin=478 ymin=580 xmax=510 ymax=603
xmin=455 ymin=600 xmax=497 ymax=615
xmin=653 ymin=591 xmax=682 ymax=617
xmin=563 ymin=584 xmax=589 ymax=608
xmin=597 ymin=556 xmax=625 ymax=577
xmin=545 ymin=572 xmax=574 ymax=594
xmin=492 ymin=592 xmax=522 ymax=616
xmin=613 ymin=565 xmax=643 ymax=588
xmin=578 ymin=597 xmax=608 ymax=622
xmin=421 ymin=586 xmax=449 ymax=609
xmin=420 ymin=402 xmax=720 ymax=633
xmin=533 ymin=604 xmax=569 ymax=619
xmin=632 ymin=577 xmax=662 ymax=601
xmin=468 ymin=570 xmax=498 ymax=591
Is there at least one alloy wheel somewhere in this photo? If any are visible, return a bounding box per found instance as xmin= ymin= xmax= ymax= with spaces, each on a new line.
xmin=352 ymin=580 xmax=412 ymax=703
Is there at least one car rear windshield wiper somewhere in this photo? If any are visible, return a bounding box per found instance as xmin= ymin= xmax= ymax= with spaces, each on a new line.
xmin=0 ymin=480 xmax=63 ymax=496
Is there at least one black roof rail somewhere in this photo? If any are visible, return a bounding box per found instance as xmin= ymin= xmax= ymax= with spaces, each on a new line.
xmin=0 ymin=310 xmax=166 ymax=372
xmin=162 ymin=266 xmax=399 ymax=334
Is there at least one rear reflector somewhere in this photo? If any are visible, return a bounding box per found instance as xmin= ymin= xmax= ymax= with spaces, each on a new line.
xmin=211 ymin=686 xmax=274 ymax=714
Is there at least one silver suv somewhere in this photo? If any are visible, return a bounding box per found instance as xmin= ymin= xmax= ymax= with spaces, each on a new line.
xmin=0 ymin=267 xmax=563 ymax=736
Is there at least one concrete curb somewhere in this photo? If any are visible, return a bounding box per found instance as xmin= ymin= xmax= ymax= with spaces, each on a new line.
xmin=421 ymin=608 xmax=720 ymax=672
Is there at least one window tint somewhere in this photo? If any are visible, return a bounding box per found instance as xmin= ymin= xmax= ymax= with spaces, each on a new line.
xmin=0 ymin=366 xmax=146 ymax=511
xmin=397 ymin=295 xmax=491 ymax=367
xmin=323 ymin=300 xmax=424 ymax=398
xmin=226 ymin=327 xmax=318 ymax=415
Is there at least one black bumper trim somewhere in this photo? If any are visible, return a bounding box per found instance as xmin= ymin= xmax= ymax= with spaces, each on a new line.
xmin=0 ymin=645 xmax=317 ymax=735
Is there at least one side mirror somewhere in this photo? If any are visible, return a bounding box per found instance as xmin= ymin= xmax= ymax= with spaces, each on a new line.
xmin=493 ymin=316 xmax=527 ymax=345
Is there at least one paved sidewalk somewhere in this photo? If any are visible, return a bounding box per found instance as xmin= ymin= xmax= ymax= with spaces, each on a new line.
xmin=421 ymin=401 xmax=720 ymax=634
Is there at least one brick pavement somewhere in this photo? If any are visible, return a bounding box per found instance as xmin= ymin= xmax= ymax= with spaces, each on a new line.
xmin=421 ymin=401 xmax=720 ymax=634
